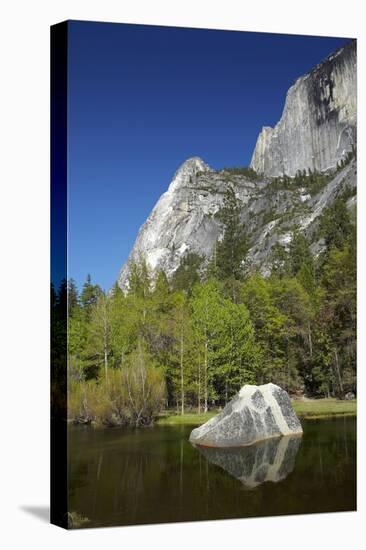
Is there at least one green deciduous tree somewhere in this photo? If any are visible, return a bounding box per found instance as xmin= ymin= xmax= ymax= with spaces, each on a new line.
xmin=86 ymin=292 xmax=111 ymax=379
xmin=241 ymin=273 xmax=287 ymax=385
xmin=191 ymin=279 xmax=224 ymax=411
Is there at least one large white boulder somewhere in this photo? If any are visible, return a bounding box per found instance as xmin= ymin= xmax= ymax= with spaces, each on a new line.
xmin=189 ymin=383 xmax=303 ymax=448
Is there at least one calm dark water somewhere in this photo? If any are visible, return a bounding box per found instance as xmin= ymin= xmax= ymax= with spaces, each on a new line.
xmin=68 ymin=417 xmax=356 ymax=528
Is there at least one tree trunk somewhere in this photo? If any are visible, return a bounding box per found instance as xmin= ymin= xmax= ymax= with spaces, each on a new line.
xmin=204 ymin=339 xmax=208 ymax=413
xmin=104 ymin=345 xmax=108 ymax=380
xmin=103 ymin=299 xmax=109 ymax=381
xmin=180 ymin=328 xmax=184 ymax=415
xmin=308 ymin=322 xmax=313 ymax=358
xmin=198 ymin=357 xmax=201 ymax=415
xmin=334 ymin=349 xmax=344 ymax=397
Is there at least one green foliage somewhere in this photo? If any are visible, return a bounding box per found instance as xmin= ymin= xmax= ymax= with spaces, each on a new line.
xmin=68 ymin=345 xmax=165 ymax=427
xmin=191 ymin=279 xmax=258 ymax=405
xmin=267 ymin=152 xmax=355 ymax=200
xmin=128 ymin=259 xmax=152 ymax=298
xmin=336 ymin=147 xmax=356 ymax=170
xmin=220 ymin=166 xmax=261 ymax=180
xmin=68 ymin=307 xmax=89 ymax=381
xmin=51 ymin=279 xmax=67 ymax=417
xmin=292 ymin=398 xmax=356 ymax=418
xmin=80 ymin=274 xmax=102 ymax=320
xmin=269 ymin=243 xmax=291 ymax=277
xmin=190 ymin=278 xmax=225 ymax=408
xmin=67 ymin=278 xmax=79 ymax=317
xmin=267 ymin=169 xmax=331 ymax=196
xmin=318 ymin=197 xmax=353 ymax=249
xmin=157 ymin=398 xmax=356 ymax=424
xmin=171 ymin=252 xmax=203 ymax=294
xmin=339 ymin=185 xmax=356 ymax=202
xmin=288 ymin=232 xmax=314 ymax=276
xmin=65 ymin=187 xmax=356 ymax=419
xmin=241 ymin=274 xmax=287 ymax=385
xmin=262 ymin=209 xmax=281 ymax=225
xmin=214 ymin=299 xmax=259 ymax=393
xmin=215 ymin=185 xmax=248 ymax=281
xmin=317 ymin=242 xmax=356 ymax=396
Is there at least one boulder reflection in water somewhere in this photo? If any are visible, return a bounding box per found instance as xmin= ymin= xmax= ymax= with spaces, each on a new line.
xmin=193 ymin=435 xmax=302 ymax=489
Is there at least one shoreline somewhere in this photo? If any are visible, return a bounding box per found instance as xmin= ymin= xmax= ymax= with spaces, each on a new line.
xmin=68 ymin=398 xmax=356 ymax=427
xmin=157 ymin=398 xmax=357 ymax=425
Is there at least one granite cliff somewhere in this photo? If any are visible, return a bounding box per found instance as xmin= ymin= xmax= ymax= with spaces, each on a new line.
xmin=118 ymin=155 xmax=356 ymax=288
xmin=117 ymin=41 xmax=356 ymax=290
xmin=250 ymin=40 xmax=356 ymax=177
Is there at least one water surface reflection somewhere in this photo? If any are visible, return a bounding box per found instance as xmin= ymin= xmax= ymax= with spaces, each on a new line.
xmin=194 ymin=435 xmax=302 ymax=488
xmin=68 ymin=417 xmax=356 ymax=528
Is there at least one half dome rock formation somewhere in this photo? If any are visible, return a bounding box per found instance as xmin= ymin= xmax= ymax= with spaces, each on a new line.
xmin=250 ymin=40 xmax=356 ymax=177
xmin=117 ymin=41 xmax=356 ymax=289
xmin=189 ymin=383 xmax=303 ymax=448
xmin=196 ymin=434 xmax=302 ymax=488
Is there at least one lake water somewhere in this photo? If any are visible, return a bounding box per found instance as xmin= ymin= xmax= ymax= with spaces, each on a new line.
xmin=68 ymin=416 xmax=356 ymax=528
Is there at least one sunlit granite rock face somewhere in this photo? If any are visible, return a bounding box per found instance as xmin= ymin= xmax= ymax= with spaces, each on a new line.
xmin=196 ymin=434 xmax=302 ymax=488
xmin=250 ymin=40 xmax=356 ymax=176
xmin=118 ymin=156 xmax=213 ymax=289
xmin=117 ymin=157 xmax=356 ymax=288
xmin=189 ymin=383 xmax=302 ymax=448
xmin=117 ymin=42 xmax=357 ymax=289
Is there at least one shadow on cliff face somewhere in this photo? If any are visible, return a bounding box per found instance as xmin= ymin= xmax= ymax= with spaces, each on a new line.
xmin=193 ymin=435 xmax=302 ymax=489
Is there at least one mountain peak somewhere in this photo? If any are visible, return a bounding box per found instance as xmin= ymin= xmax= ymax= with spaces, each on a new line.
xmin=179 ymin=156 xmax=210 ymax=170
xmin=117 ymin=41 xmax=356 ymax=291
xmin=250 ymin=39 xmax=356 ymax=176
xmin=168 ymin=156 xmax=210 ymax=193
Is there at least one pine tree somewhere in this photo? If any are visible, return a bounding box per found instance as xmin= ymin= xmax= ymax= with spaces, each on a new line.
xmin=80 ymin=274 xmax=102 ymax=320
xmin=128 ymin=258 xmax=152 ymax=300
xmin=216 ymin=186 xmax=248 ymax=281
xmin=319 ymin=198 xmax=352 ymax=249
xmin=57 ymin=278 xmax=68 ymax=315
xmin=67 ymin=278 xmax=79 ymax=317
xmin=289 ymin=232 xmax=314 ymax=277
xmin=171 ymin=252 xmax=203 ymax=294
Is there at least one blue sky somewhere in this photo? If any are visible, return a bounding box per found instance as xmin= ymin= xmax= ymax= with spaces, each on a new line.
xmin=67 ymin=21 xmax=350 ymax=291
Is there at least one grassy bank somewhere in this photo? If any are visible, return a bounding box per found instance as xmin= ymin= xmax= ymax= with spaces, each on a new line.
xmin=157 ymin=398 xmax=356 ymax=425
xmin=293 ymin=398 xmax=356 ymax=419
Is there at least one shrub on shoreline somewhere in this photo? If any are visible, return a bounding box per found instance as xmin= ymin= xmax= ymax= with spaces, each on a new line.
xmin=68 ymin=350 xmax=165 ymax=427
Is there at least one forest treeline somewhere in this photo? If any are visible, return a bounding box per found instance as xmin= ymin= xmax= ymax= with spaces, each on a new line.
xmin=54 ymin=184 xmax=356 ymax=427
